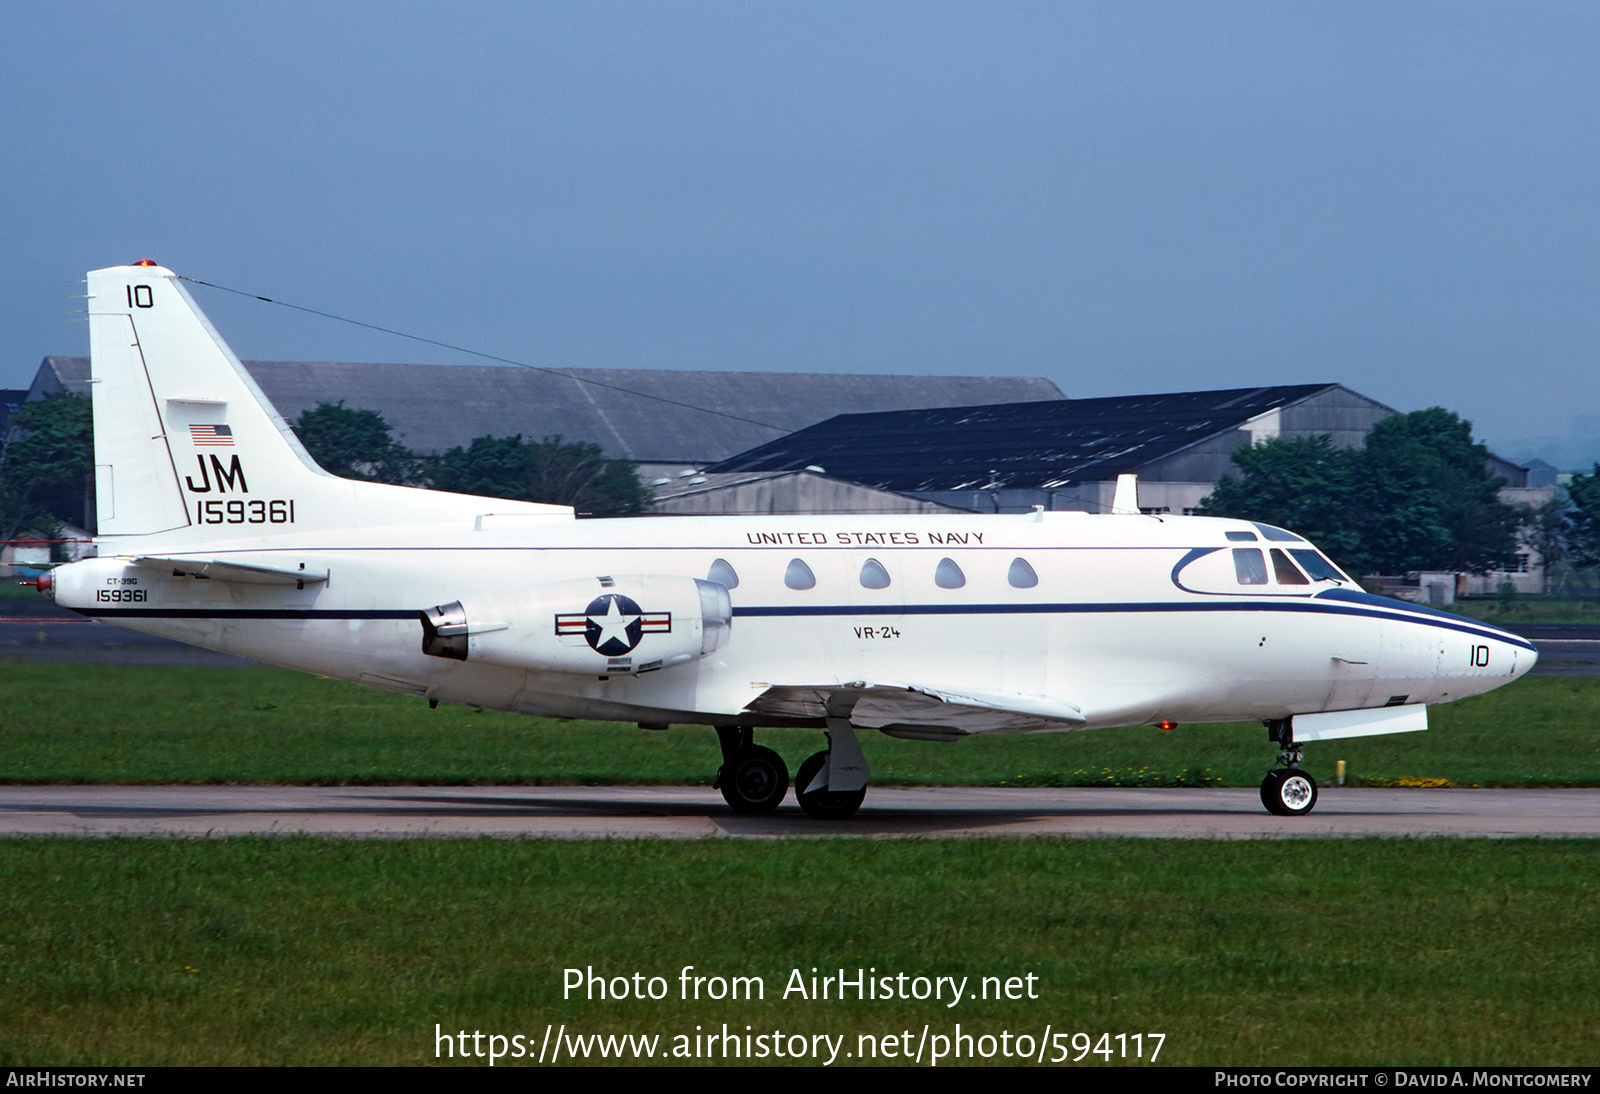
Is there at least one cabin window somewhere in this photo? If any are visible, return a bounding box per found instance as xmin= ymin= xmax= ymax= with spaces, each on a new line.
xmin=784 ymin=558 xmax=816 ymax=590
xmin=1007 ymin=557 xmax=1038 ymax=589
xmin=1271 ymin=549 xmax=1310 ymax=585
xmin=1287 ymin=550 xmax=1346 ymax=583
xmin=707 ymin=558 xmax=739 ymax=589
xmin=1233 ymin=548 xmax=1268 ymax=585
xmin=858 ymin=558 xmax=891 ymax=589
xmin=934 ymin=557 xmax=966 ymax=589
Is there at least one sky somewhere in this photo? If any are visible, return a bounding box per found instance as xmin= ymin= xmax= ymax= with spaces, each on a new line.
xmin=3 ymin=2 xmax=1597 ymax=468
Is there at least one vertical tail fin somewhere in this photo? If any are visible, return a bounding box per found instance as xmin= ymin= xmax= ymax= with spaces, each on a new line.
xmin=86 ymin=263 xmax=568 ymax=541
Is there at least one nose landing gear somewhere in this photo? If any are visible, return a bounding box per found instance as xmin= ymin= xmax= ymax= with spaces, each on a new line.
xmin=1260 ymin=719 xmax=1319 ymax=817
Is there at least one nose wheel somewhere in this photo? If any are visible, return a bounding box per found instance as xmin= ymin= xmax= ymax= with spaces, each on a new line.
xmin=1260 ymin=766 xmax=1318 ymax=816
xmin=1260 ymin=720 xmax=1318 ymax=816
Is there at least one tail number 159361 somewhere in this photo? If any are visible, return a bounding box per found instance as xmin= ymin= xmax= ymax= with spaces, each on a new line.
xmin=197 ymin=499 xmax=295 ymax=524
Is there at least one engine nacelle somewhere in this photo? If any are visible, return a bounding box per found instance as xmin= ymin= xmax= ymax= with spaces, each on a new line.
xmin=420 ymin=574 xmax=731 ymax=676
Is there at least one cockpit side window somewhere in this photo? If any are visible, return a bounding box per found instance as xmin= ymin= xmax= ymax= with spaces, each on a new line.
xmin=1233 ymin=548 xmax=1268 ymax=585
xmin=1270 ymin=549 xmax=1310 ymax=585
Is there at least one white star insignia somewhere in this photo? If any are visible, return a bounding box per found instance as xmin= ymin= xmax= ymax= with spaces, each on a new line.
xmin=588 ymin=596 xmax=640 ymax=650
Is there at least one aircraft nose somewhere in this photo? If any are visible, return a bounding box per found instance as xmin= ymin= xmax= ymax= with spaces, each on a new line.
xmin=1514 ymin=637 xmax=1539 ymax=678
xmin=1482 ymin=620 xmax=1538 ymax=680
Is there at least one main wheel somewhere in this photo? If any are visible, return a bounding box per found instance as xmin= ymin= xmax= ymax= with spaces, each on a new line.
xmin=794 ymin=750 xmax=866 ymax=820
xmin=718 ymin=745 xmax=789 ymax=814
xmin=1260 ymin=768 xmax=1318 ymax=816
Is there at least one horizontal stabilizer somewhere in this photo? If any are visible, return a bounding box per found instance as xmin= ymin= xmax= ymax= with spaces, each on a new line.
xmin=133 ymin=555 xmax=329 ymax=586
xmin=746 ymin=681 xmax=1085 ymax=735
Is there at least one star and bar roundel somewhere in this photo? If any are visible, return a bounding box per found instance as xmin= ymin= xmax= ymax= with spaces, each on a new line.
xmin=555 ymin=595 xmax=671 ymax=656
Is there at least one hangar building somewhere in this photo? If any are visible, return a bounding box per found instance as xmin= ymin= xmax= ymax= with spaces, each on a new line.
xmin=706 ymin=383 xmax=1533 ymax=516
xmin=26 ymin=356 xmax=1064 ymax=482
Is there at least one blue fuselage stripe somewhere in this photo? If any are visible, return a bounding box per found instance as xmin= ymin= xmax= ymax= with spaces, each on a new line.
xmin=731 ymin=600 xmax=1536 ymax=649
xmin=79 ymin=608 xmax=417 ymax=620
xmin=77 ymin=602 xmax=1535 ymax=651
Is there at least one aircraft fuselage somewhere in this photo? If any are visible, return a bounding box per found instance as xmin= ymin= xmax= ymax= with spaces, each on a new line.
xmin=52 ymin=510 xmax=1534 ymax=732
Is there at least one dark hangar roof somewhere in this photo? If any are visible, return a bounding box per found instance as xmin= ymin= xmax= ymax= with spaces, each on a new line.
xmin=706 ymin=384 xmax=1343 ymax=491
xmin=33 ymin=356 xmax=1064 ymax=464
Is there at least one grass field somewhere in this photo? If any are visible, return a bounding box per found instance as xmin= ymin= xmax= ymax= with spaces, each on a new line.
xmin=1449 ymin=593 xmax=1600 ymax=625
xmin=1 ymin=663 xmax=1597 ymax=788
xmin=0 ymin=837 xmax=1595 ymax=1066
xmin=2 ymin=644 xmax=1597 ymax=1068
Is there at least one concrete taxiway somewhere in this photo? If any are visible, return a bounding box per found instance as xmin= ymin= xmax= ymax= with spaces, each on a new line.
xmin=1 ymin=785 xmax=1596 ymax=839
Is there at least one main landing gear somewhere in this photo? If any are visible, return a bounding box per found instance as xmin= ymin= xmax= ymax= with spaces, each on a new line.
xmin=714 ymin=726 xmax=788 ymax=814
xmin=1260 ymin=719 xmax=1319 ymax=817
xmin=795 ymin=719 xmax=870 ymax=820
xmin=711 ymin=722 xmax=872 ymax=819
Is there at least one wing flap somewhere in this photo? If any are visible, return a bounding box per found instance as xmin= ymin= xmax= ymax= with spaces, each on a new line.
xmin=745 ymin=681 xmax=1085 ymax=735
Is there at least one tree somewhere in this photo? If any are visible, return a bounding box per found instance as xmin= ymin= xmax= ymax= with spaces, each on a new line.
xmin=525 ymin=435 xmax=649 ymax=517
xmin=1566 ymin=465 xmax=1600 ymax=570
xmin=1361 ymin=408 xmax=1521 ymax=574
xmin=426 ymin=435 xmax=532 ymax=499
xmin=1200 ymin=407 xmax=1522 ymax=576
xmin=0 ymin=393 xmax=94 ymax=542
xmin=1197 ymin=435 xmax=1366 ymax=566
xmin=290 ymin=401 xmax=417 ymax=484
xmin=427 ymin=434 xmax=648 ymax=517
xmin=1520 ymin=496 xmax=1570 ymax=594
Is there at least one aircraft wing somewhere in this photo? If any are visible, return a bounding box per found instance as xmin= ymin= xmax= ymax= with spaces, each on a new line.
xmin=131 ymin=556 xmax=330 ymax=586
xmin=744 ymin=681 xmax=1085 ymax=735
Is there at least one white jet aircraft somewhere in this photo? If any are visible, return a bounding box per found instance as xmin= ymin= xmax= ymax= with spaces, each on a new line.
xmin=36 ymin=263 xmax=1538 ymax=818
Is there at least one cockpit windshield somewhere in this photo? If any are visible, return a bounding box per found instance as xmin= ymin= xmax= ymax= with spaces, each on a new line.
xmin=1270 ymin=549 xmax=1310 ymax=585
xmin=1288 ymin=549 xmax=1350 ymax=584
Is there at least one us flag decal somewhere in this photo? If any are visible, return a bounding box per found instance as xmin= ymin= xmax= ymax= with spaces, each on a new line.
xmin=190 ymin=424 xmax=234 ymax=446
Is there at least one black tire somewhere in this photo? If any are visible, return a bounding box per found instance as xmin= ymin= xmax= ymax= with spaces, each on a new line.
xmin=794 ymin=750 xmax=866 ymax=820
xmin=1261 ymin=768 xmax=1318 ymax=817
xmin=1260 ymin=769 xmax=1286 ymax=815
xmin=718 ymin=745 xmax=789 ymax=814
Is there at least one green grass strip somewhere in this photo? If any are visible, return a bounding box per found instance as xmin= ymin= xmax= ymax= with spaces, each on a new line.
xmin=0 ymin=837 xmax=1596 ymax=1066
xmin=1 ymin=664 xmax=1597 ymax=787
